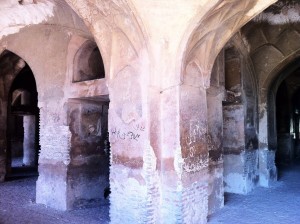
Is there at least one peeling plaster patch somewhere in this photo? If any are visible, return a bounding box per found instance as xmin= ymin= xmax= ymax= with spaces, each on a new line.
xmin=0 ymin=1 xmax=54 ymax=38
xmin=0 ymin=26 xmax=24 ymax=38
xmin=224 ymin=153 xmax=245 ymax=194
xmin=110 ymin=164 xmax=148 ymax=223
xmin=183 ymin=156 xmax=208 ymax=173
xmin=241 ymin=35 xmax=251 ymax=52
xmin=224 ymin=173 xmax=245 ymax=194
xmin=259 ymin=103 xmax=268 ymax=144
xmin=39 ymin=125 xmax=71 ymax=165
xmin=143 ymin=145 xmax=156 ymax=173
xmin=258 ymin=149 xmax=277 ymax=187
xmin=259 ymin=174 xmax=269 ymax=187
xmin=254 ymin=7 xmax=300 ymax=24
xmin=174 ymin=146 xmax=183 ymax=177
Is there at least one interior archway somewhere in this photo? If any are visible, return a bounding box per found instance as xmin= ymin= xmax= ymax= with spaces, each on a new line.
xmin=273 ymin=63 xmax=300 ymax=167
xmin=208 ymin=1 xmax=300 ymax=223
xmin=6 ymin=59 xmax=39 ymax=179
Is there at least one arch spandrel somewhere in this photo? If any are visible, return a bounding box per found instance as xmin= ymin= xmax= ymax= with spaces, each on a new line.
xmin=180 ymin=0 xmax=276 ymax=89
xmin=64 ymin=0 xmax=148 ymax=80
xmin=242 ymin=23 xmax=300 ymax=91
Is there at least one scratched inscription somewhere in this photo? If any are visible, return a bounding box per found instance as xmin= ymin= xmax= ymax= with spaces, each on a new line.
xmin=111 ymin=123 xmax=145 ymax=141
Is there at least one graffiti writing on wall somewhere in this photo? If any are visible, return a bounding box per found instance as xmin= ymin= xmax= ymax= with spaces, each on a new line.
xmin=110 ymin=123 xmax=145 ymax=141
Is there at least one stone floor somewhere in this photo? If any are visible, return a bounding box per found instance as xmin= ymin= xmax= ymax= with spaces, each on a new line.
xmin=209 ymin=160 xmax=300 ymax=224
xmin=0 ymin=176 xmax=109 ymax=224
xmin=0 ymin=161 xmax=300 ymax=223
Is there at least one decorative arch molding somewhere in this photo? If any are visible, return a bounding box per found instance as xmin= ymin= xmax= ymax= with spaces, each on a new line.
xmin=265 ymin=53 xmax=300 ymax=93
xmin=180 ymin=0 xmax=276 ymax=88
xmin=64 ymin=0 xmax=149 ymax=79
xmin=242 ymin=22 xmax=300 ymax=90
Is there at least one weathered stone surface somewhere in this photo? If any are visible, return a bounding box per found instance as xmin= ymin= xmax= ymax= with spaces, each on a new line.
xmin=1 ymin=0 xmax=293 ymax=223
xmin=67 ymin=99 xmax=109 ymax=209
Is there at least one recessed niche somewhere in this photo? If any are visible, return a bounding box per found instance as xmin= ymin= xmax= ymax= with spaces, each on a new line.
xmin=73 ymin=40 xmax=105 ymax=82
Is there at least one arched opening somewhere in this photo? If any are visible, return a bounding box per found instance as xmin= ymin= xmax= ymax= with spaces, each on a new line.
xmin=6 ymin=61 xmax=39 ymax=179
xmin=209 ymin=1 xmax=300 ymax=221
xmin=271 ymin=62 xmax=300 ymax=168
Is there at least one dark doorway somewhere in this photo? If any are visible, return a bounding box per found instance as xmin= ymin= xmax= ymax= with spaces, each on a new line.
xmin=6 ymin=64 xmax=39 ymax=179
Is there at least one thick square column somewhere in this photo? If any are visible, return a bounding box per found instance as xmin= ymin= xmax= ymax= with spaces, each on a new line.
xmin=207 ymin=51 xmax=225 ymax=215
xmin=108 ymin=77 xmax=159 ymax=224
xmin=36 ymin=101 xmax=71 ymax=210
xmin=159 ymin=84 xmax=210 ymax=224
xmin=258 ymin=97 xmax=277 ymax=187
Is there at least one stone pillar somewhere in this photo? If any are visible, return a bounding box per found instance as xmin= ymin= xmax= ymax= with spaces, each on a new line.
xmin=180 ymin=84 xmax=209 ymax=223
xmin=0 ymin=99 xmax=6 ymax=181
xmin=258 ymin=90 xmax=277 ymax=187
xmin=157 ymin=56 xmax=211 ymax=222
xmin=23 ymin=115 xmax=36 ymax=166
xmin=36 ymin=101 xmax=71 ymax=210
xmin=157 ymin=84 xmax=209 ymax=224
xmin=223 ymin=104 xmax=248 ymax=194
xmin=221 ymin=46 xmax=260 ymax=194
xmin=108 ymin=63 xmax=158 ymax=223
xmin=207 ymin=51 xmax=225 ymax=215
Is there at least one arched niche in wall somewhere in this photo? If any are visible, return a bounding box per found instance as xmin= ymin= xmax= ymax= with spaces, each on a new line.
xmin=73 ymin=40 xmax=105 ymax=82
